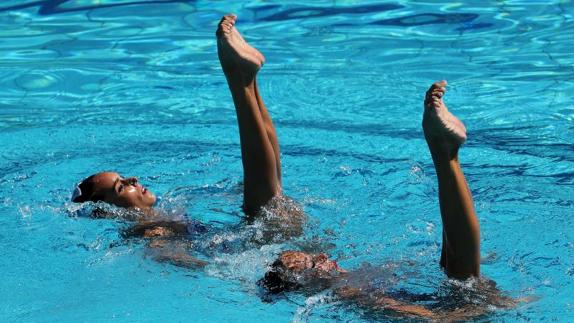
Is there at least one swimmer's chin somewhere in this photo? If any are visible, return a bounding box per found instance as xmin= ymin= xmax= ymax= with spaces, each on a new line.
xmin=138 ymin=191 xmax=158 ymax=211
xmin=147 ymin=192 xmax=158 ymax=208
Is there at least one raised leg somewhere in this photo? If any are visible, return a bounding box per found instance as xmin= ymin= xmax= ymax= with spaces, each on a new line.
xmin=423 ymin=80 xmax=480 ymax=279
xmin=216 ymin=15 xmax=281 ymax=215
xmin=254 ymin=79 xmax=282 ymax=185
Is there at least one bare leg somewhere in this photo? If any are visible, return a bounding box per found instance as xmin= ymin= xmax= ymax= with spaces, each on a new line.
xmin=254 ymin=79 xmax=282 ymax=185
xmin=217 ymin=15 xmax=281 ymax=215
xmin=423 ymin=80 xmax=480 ymax=279
xmin=218 ymin=17 xmax=281 ymax=183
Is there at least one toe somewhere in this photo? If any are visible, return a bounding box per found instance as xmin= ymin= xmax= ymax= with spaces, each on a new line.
xmin=426 ymin=81 xmax=447 ymax=104
xmin=432 ymin=89 xmax=444 ymax=98
xmin=435 ymin=80 xmax=447 ymax=87
xmin=217 ymin=16 xmax=234 ymax=36
xmin=428 ymin=80 xmax=447 ymax=93
xmin=220 ymin=15 xmax=236 ymax=26
xmin=225 ymin=14 xmax=237 ymax=23
xmin=424 ymin=94 xmax=433 ymax=106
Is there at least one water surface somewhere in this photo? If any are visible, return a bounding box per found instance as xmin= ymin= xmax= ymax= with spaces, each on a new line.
xmin=1 ymin=0 xmax=573 ymax=321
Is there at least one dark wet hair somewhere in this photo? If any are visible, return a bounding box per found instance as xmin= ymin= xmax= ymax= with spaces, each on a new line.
xmin=258 ymin=259 xmax=301 ymax=294
xmin=71 ymin=174 xmax=105 ymax=203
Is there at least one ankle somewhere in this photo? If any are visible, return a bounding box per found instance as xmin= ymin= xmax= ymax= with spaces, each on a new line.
xmin=227 ymin=71 xmax=256 ymax=87
xmin=427 ymin=140 xmax=459 ymax=161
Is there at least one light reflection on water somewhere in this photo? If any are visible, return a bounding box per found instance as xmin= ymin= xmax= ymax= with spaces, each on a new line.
xmin=0 ymin=0 xmax=573 ymax=321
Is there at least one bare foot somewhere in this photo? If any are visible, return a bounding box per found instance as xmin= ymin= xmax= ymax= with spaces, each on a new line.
xmin=228 ymin=18 xmax=265 ymax=65
xmin=422 ymin=80 xmax=467 ymax=158
xmin=216 ymin=14 xmax=265 ymax=81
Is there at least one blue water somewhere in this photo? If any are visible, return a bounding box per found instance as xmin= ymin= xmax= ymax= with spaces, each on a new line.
xmin=1 ymin=0 xmax=573 ymax=321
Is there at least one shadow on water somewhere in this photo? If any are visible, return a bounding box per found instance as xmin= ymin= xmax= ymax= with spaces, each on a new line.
xmin=2 ymin=1 xmax=484 ymax=31
xmin=255 ymin=3 xmax=404 ymax=22
xmin=335 ymin=13 xmax=482 ymax=28
xmin=0 ymin=0 xmax=194 ymax=15
xmin=254 ymin=3 xmax=488 ymax=30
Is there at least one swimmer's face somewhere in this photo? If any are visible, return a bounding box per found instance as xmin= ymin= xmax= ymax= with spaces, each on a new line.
xmin=88 ymin=172 xmax=156 ymax=209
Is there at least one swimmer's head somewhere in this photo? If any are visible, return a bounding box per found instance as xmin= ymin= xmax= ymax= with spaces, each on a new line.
xmin=259 ymin=251 xmax=346 ymax=294
xmin=72 ymin=172 xmax=156 ymax=210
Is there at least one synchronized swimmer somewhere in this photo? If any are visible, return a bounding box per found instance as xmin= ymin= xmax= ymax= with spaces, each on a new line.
xmin=70 ymin=14 xmax=525 ymax=320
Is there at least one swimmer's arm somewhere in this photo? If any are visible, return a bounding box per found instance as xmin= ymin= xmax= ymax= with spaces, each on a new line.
xmin=336 ymin=286 xmax=490 ymax=320
xmin=377 ymin=291 xmax=532 ymax=320
xmin=435 ymin=294 xmax=536 ymax=320
xmin=374 ymin=295 xmax=516 ymax=320
xmin=335 ymin=287 xmax=435 ymax=319
xmin=146 ymin=239 xmax=208 ymax=269
xmin=373 ymin=296 xmax=435 ymax=318
xmin=336 ymin=285 xmax=532 ymax=320
xmin=152 ymin=249 xmax=208 ymax=269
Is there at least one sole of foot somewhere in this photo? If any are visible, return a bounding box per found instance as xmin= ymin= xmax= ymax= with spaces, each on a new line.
xmin=216 ymin=14 xmax=265 ymax=79
xmin=422 ymin=80 xmax=467 ymax=157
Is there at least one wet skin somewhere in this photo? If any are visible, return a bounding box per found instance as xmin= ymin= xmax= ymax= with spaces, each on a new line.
xmin=84 ymin=173 xmax=207 ymax=267
xmin=217 ymin=14 xmax=282 ymax=214
xmin=277 ymin=250 xmax=345 ymax=274
xmin=88 ymin=172 xmax=156 ymax=209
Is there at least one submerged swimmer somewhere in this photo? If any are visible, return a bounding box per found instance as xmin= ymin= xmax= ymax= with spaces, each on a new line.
xmin=71 ymin=15 xmax=303 ymax=265
xmin=260 ymin=82 xmax=526 ymax=319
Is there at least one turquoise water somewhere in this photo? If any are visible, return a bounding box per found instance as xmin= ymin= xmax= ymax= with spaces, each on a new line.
xmin=1 ymin=0 xmax=573 ymax=321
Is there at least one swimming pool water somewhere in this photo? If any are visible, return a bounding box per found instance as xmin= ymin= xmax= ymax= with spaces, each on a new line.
xmin=1 ymin=0 xmax=573 ymax=321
